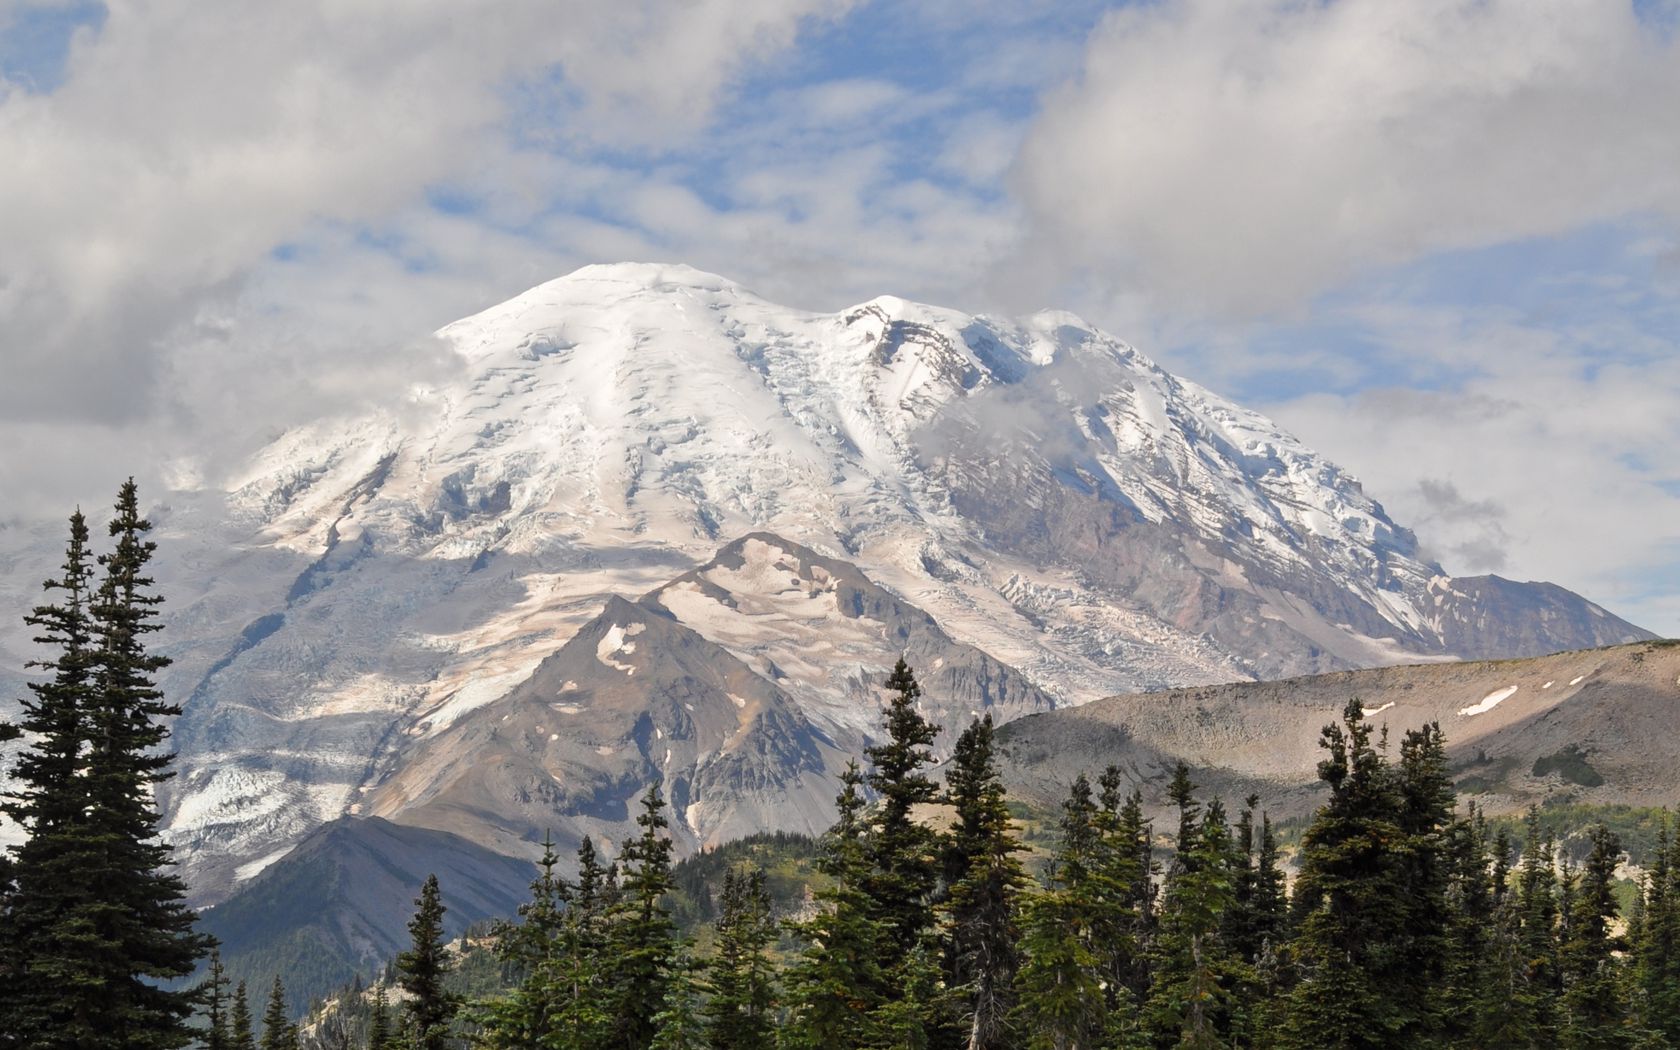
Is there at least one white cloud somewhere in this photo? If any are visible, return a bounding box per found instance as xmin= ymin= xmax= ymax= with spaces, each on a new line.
xmin=1015 ymin=0 xmax=1680 ymax=317
xmin=0 ymin=0 xmax=854 ymax=511
xmin=1263 ymin=301 xmax=1680 ymax=633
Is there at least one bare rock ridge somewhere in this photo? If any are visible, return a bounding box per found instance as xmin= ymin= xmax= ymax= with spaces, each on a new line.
xmin=0 ymin=262 xmax=1652 ymax=902
xmin=993 ymin=639 xmax=1680 ymax=824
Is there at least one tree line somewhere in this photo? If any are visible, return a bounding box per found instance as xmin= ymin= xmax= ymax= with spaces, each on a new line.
xmin=7 ymin=489 xmax=1680 ymax=1048
xmin=277 ymin=668 xmax=1680 ymax=1050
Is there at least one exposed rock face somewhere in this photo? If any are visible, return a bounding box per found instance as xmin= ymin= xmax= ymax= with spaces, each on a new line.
xmin=0 ymin=263 xmax=1652 ymax=902
xmin=993 ymin=640 xmax=1680 ymax=824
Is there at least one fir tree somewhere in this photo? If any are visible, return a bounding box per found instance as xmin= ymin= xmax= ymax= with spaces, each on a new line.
xmin=1635 ymin=815 xmax=1680 ymax=1045
xmin=0 ymin=510 xmax=101 ymax=1045
xmin=365 ymin=986 xmax=391 ymax=1050
xmin=1515 ymin=814 xmax=1564 ymax=1045
xmin=940 ymin=715 xmax=1028 ymax=1050
xmin=474 ymin=833 xmax=572 ymax=1047
xmin=396 ymin=874 xmax=459 ymax=1050
xmin=1280 ymin=700 xmax=1409 ymax=1050
xmin=782 ymin=763 xmax=888 ymax=1050
xmin=863 ymin=658 xmax=941 ymax=956
xmin=230 ymin=981 xmax=255 ymax=1050
xmin=200 ymin=948 xmax=232 ymax=1050
xmin=703 ymin=865 xmax=777 ymax=1049
xmin=259 ymin=978 xmax=296 ymax=1050
xmin=649 ymin=943 xmax=706 ymax=1050
xmin=606 ymin=784 xmax=678 ymax=1050
xmin=1560 ymin=825 xmax=1630 ymax=1049
xmin=1146 ymin=797 xmax=1249 ymax=1049
xmin=2 ymin=487 xmax=209 ymax=1048
xmin=1014 ymin=776 xmax=1108 ymax=1050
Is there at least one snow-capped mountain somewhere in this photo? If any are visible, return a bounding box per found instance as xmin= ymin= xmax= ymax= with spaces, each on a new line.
xmin=0 ymin=263 xmax=1651 ymax=899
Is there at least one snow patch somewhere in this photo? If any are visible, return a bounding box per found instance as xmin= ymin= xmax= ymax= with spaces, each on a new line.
xmin=729 ymin=693 xmax=748 ymax=709
xmin=1570 ymin=675 xmax=1586 ymax=686
xmin=1366 ymin=701 xmax=1395 ymax=716
xmin=597 ymin=622 xmax=644 ymax=675
xmin=234 ymin=846 xmax=295 ymax=883
xmin=1542 ymin=681 xmax=1554 ymax=689
xmin=1459 ymin=686 xmax=1518 ymax=717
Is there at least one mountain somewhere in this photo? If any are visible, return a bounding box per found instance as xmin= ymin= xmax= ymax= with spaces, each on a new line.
xmin=0 ymin=263 xmax=1652 ymax=899
xmin=197 ymin=816 xmax=535 ymax=1013
xmin=365 ymin=532 xmax=1055 ymax=867
xmin=992 ymin=639 xmax=1680 ymax=824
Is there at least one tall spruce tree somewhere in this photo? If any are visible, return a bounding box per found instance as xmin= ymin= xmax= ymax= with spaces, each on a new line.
xmin=1635 ymin=816 xmax=1680 ymax=1044
xmin=258 ymin=978 xmax=296 ymax=1050
xmin=606 ymin=784 xmax=678 ymax=1050
xmin=200 ymin=948 xmax=232 ymax=1050
xmin=1146 ymin=797 xmax=1249 ymax=1049
xmin=1014 ymin=775 xmax=1109 ymax=1050
xmin=1280 ymin=700 xmax=1409 ymax=1050
xmin=365 ymin=986 xmax=391 ymax=1050
xmin=863 ymin=658 xmax=941 ymax=955
xmin=230 ymin=981 xmax=255 ymax=1050
xmin=703 ymin=865 xmax=777 ymax=1049
xmin=396 ymin=874 xmax=459 ymax=1050
xmin=782 ymin=763 xmax=889 ymax=1049
xmin=474 ymin=833 xmax=572 ymax=1048
xmin=648 ymin=942 xmax=706 ymax=1050
xmin=1560 ymin=824 xmax=1630 ymax=1049
xmin=0 ymin=510 xmax=100 ymax=1045
xmin=940 ymin=715 xmax=1028 ymax=1050
xmin=2 ymin=486 xmax=209 ymax=1048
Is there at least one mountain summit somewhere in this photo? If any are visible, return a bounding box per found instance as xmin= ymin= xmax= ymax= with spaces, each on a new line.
xmin=0 ymin=263 xmax=1650 ymax=899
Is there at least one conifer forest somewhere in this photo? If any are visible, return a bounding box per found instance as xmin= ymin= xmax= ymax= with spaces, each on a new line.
xmin=7 ymin=487 xmax=1680 ymax=1050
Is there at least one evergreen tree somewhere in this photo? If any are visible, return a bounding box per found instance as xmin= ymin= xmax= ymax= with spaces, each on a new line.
xmin=1014 ymin=775 xmax=1108 ymax=1050
xmin=782 ymin=763 xmax=889 ymax=1050
xmin=0 ymin=510 xmax=101 ymax=1045
xmin=1515 ymin=814 xmax=1564 ymax=1045
xmin=474 ymin=834 xmax=572 ymax=1047
xmin=1145 ymin=797 xmax=1249 ymax=1049
xmin=396 ymin=874 xmax=459 ymax=1050
xmin=230 ymin=981 xmax=255 ymax=1050
xmin=1280 ymin=700 xmax=1409 ymax=1050
xmin=940 ymin=715 xmax=1028 ymax=1050
xmin=1635 ymin=815 xmax=1680 ymax=1045
xmin=200 ymin=948 xmax=232 ymax=1050
xmin=605 ymin=784 xmax=678 ymax=1050
xmin=863 ymin=658 xmax=941 ymax=955
xmin=1560 ymin=825 xmax=1630 ymax=1049
xmin=649 ymin=943 xmax=706 ymax=1050
xmin=259 ymin=978 xmax=297 ymax=1050
xmin=1 ymin=487 xmax=209 ymax=1048
xmin=703 ymin=865 xmax=777 ymax=1049
xmin=365 ymin=986 xmax=391 ymax=1050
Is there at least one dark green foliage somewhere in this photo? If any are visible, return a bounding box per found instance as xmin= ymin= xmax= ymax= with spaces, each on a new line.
xmin=941 ymin=715 xmax=1028 ymax=1050
xmin=649 ymin=943 xmax=706 ymax=1050
xmin=781 ymin=763 xmax=889 ymax=1049
xmin=1280 ymin=701 xmax=1412 ymax=1049
xmin=1560 ymin=825 xmax=1629 ymax=1048
xmin=862 ymin=657 xmax=942 ymax=957
xmin=259 ymin=977 xmax=297 ymax=1050
xmin=395 ymin=875 xmax=459 ymax=1050
xmin=366 ymin=985 xmax=392 ymax=1050
xmin=606 ymin=784 xmax=679 ymax=1050
xmin=702 ymin=865 xmax=777 ymax=1048
xmin=201 ymin=949 xmax=232 ymax=1050
xmin=0 ymin=487 xmax=209 ymax=1049
xmin=1635 ymin=816 xmax=1680 ymax=1044
xmin=231 ymin=981 xmax=256 ymax=1050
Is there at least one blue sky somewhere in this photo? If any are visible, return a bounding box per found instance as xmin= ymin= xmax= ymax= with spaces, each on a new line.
xmin=1 ymin=0 xmax=1677 ymax=632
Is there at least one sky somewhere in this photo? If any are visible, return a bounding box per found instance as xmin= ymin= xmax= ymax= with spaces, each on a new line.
xmin=1 ymin=0 xmax=1676 ymax=633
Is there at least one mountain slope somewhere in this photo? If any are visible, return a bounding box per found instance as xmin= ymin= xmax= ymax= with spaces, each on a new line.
xmin=993 ymin=640 xmax=1680 ymax=824
xmin=197 ymin=816 xmax=535 ymax=1013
